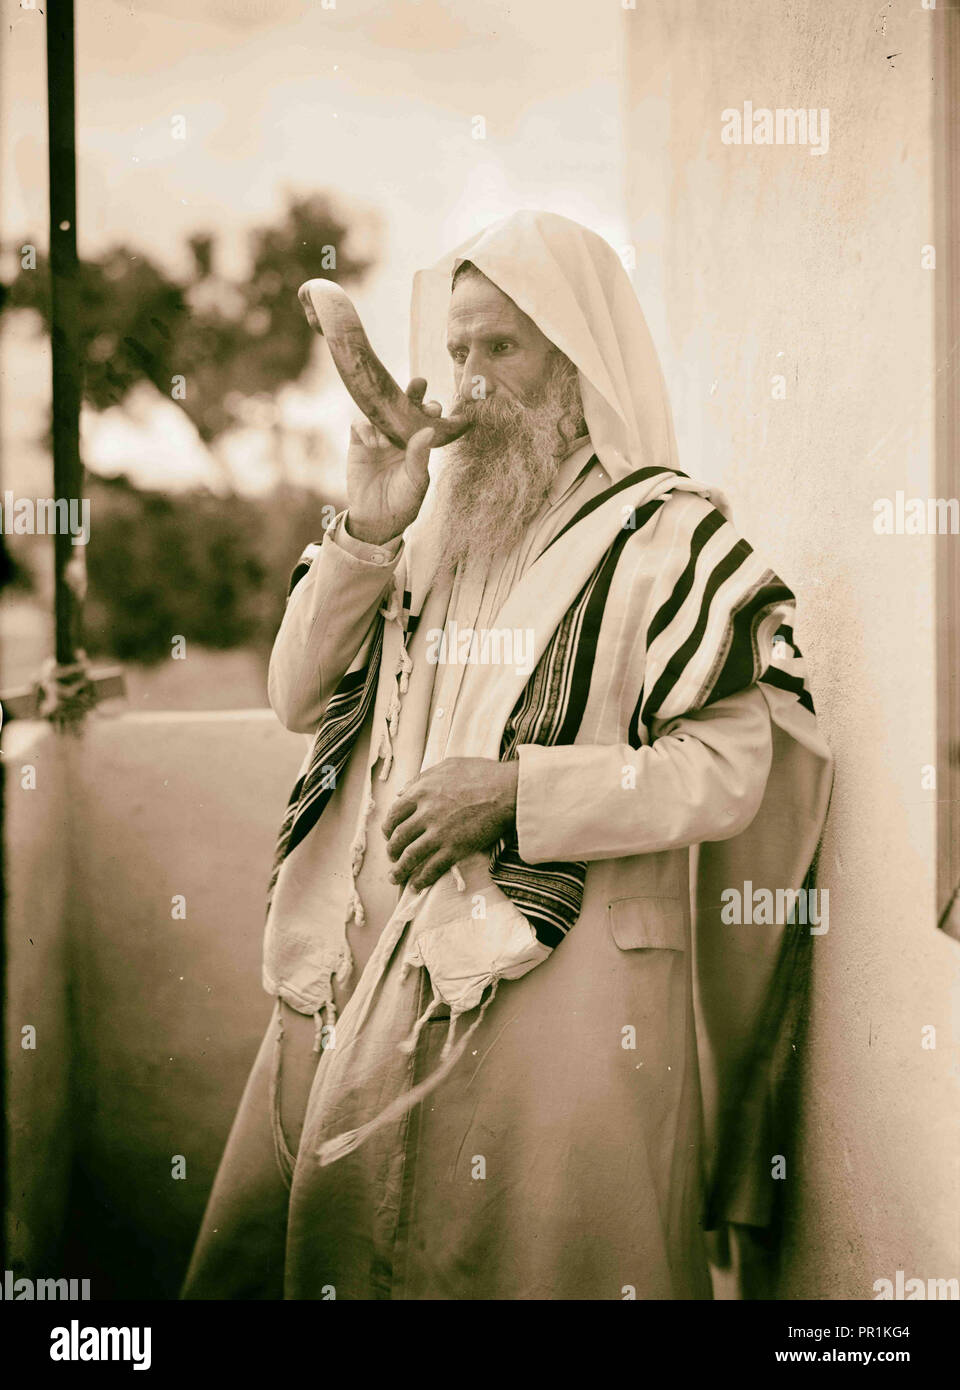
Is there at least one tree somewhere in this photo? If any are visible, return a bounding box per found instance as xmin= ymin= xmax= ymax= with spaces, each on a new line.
xmin=3 ymin=192 xmax=375 ymax=441
xmin=0 ymin=194 xmax=376 ymax=669
xmin=81 ymin=474 xmax=336 ymax=665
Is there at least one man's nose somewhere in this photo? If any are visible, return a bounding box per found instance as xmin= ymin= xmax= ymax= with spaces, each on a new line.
xmin=461 ymin=349 xmax=493 ymax=398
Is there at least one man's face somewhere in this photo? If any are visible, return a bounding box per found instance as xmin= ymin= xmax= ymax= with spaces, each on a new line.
xmin=446 ymin=273 xmax=558 ymax=406
xmin=434 ymin=267 xmax=586 ymax=576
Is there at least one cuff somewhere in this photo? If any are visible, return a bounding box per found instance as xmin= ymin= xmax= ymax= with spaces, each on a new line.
xmin=335 ymin=511 xmax=403 ymax=566
xmin=515 ymin=742 xmax=585 ymax=864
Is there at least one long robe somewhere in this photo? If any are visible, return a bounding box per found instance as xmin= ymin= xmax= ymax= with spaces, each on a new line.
xmin=264 ymin=470 xmax=832 ymax=1300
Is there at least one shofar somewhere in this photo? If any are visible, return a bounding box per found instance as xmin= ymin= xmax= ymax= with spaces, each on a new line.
xmin=298 ymin=278 xmax=471 ymax=451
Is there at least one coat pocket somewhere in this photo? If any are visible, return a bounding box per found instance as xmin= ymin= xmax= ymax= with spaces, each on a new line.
xmin=606 ymin=896 xmax=687 ymax=952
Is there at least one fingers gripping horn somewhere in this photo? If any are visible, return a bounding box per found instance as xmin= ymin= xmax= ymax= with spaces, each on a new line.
xmin=298 ymin=279 xmax=472 ymax=451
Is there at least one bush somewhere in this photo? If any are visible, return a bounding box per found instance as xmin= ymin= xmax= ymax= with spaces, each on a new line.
xmin=82 ymin=474 xmax=336 ymax=665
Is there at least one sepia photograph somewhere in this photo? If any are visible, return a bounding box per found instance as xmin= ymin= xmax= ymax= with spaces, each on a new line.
xmin=1 ymin=0 xmax=958 ymax=1358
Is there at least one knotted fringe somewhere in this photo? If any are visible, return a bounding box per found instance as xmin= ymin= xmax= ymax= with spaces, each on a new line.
xmin=335 ymin=948 xmax=353 ymax=989
xmin=342 ymin=584 xmax=413 ymax=930
xmin=269 ymin=997 xmax=296 ymax=1190
xmin=349 ymin=788 xmax=377 ymax=875
xmin=315 ymin=977 xmax=502 ymax=1169
xmin=345 ymin=885 xmax=366 ymax=929
xmin=312 ymin=994 xmax=337 ymax=1054
xmin=344 ymin=772 xmax=376 ymax=929
xmin=376 ymin=601 xmax=413 ymax=782
xmin=396 ymin=988 xmax=442 ymax=1054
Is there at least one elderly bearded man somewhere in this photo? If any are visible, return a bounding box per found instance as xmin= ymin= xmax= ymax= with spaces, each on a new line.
xmin=182 ymin=211 xmax=833 ymax=1302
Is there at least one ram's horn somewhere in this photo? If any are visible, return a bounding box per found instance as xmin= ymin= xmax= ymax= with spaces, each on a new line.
xmin=298 ymin=278 xmax=471 ymax=451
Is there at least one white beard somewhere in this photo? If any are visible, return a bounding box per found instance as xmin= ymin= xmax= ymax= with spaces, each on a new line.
xmin=433 ymin=353 xmax=586 ymax=575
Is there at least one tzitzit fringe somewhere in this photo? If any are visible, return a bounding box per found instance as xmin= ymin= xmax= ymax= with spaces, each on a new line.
xmin=343 ymin=583 xmax=412 ymax=932
xmin=312 ymin=994 xmax=337 ymax=1054
xmin=315 ymin=977 xmax=502 ymax=1169
xmin=268 ymin=997 xmax=296 ymax=1189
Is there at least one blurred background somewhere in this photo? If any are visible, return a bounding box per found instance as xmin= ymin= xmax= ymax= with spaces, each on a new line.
xmin=1 ymin=0 xmax=626 ymax=708
xmin=2 ymin=0 xmax=958 ymax=1304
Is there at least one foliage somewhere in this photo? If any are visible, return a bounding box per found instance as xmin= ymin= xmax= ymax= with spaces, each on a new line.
xmin=82 ymin=474 xmax=335 ymax=665
xmin=3 ymin=193 xmax=373 ymax=442
xmin=1 ymin=192 xmax=375 ymax=670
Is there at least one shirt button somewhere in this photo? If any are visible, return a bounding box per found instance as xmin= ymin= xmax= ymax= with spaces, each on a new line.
xmin=369 ymin=550 xmax=385 ymax=565
xmin=435 ymin=707 xmax=445 ymax=719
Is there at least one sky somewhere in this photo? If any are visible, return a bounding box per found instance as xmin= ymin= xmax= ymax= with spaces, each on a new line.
xmin=0 ymin=0 xmax=634 ymax=675
xmin=3 ymin=0 xmax=630 ymax=382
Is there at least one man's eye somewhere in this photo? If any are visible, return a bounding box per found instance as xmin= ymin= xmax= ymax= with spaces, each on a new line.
xmin=491 ymin=341 xmax=512 ymax=354
xmin=451 ymin=349 xmax=468 ymax=363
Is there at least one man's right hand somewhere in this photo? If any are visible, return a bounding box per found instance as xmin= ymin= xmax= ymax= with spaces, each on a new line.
xmin=345 ymin=378 xmax=444 ymax=545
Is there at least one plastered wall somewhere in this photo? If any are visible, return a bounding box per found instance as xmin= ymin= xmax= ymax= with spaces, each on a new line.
xmin=4 ymin=722 xmax=72 ymax=1277
xmin=623 ymin=0 xmax=959 ymax=1297
xmin=63 ymin=710 xmax=305 ymax=1297
xmin=5 ymin=711 xmax=304 ymax=1298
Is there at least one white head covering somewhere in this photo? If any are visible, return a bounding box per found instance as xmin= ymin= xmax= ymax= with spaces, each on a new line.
xmin=409 ymin=209 xmax=680 ymax=484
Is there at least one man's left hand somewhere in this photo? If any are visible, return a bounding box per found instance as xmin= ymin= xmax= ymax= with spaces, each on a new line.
xmin=383 ymin=757 xmax=519 ymax=892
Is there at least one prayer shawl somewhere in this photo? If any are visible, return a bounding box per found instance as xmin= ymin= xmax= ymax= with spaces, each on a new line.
xmin=264 ymin=460 xmax=830 ymax=1169
xmin=261 ymin=214 xmax=834 ymax=1294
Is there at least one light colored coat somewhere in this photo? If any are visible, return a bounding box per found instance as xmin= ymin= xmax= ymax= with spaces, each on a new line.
xmin=265 ymin=474 xmax=833 ymax=1300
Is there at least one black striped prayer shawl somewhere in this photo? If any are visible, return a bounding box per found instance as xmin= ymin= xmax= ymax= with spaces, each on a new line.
xmin=266 ymin=463 xmax=818 ymax=948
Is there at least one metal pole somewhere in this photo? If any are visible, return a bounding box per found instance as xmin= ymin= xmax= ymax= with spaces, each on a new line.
xmin=45 ymin=0 xmax=83 ymax=667
xmin=1 ymin=4 xmax=123 ymax=724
